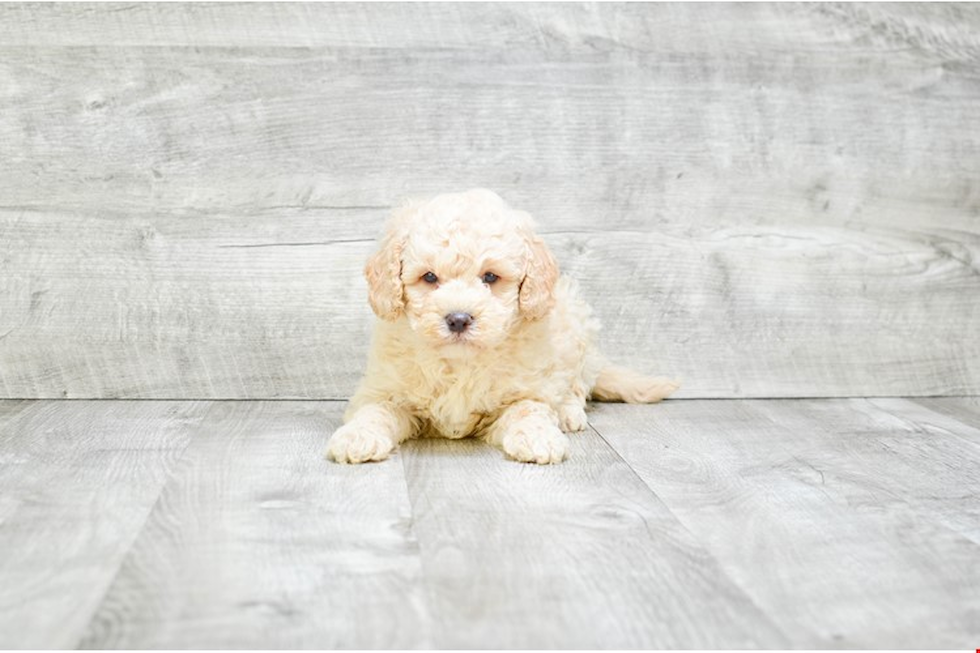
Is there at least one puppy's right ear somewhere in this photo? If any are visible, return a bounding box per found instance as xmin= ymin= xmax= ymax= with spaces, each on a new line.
xmin=365 ymin=202 xmax=416 ymax=321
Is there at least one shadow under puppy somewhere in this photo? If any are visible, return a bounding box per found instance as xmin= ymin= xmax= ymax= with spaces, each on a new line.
xmin=327 ymin=189 xmax=678 ymax=464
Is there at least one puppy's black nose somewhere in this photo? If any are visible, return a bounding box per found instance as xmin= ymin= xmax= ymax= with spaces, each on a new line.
xmin=445 ymin=312 xmax=473 ymax=333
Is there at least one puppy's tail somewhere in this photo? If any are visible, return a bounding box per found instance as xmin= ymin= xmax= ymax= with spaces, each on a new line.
xmin=590 ymin=364 xmax=680 ymax=404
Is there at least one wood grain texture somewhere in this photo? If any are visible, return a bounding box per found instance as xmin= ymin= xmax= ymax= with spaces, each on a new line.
xmin=399 ymin=431 xmax=791 ymax=649
xmin=2 ymin=397 xmax=979 ymax=647
xmin=914 ymin=396 xmax=980 ymax=433
xmin=79 ymin=401 xmax=433 ymax=649
xmin=0 ymin=209 xmax=375 ymax=399
xmin=2 ymin=209 xmax=979 ymax=398
xmin=589 ymin=399 xmax=980 ymax=648
xmin=1 ymin=2 xmax=979 ymax=398
xmin=3 ymin=10 xmax=978 ymax=221
xmin=0 ymin=3 xmax=978 ymax=55
xmin=0 ymin=400 xmax=203 ymax=649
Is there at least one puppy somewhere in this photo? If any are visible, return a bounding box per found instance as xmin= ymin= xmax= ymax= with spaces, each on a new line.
xmin=326 ymin=189 xmax=678 ymax=464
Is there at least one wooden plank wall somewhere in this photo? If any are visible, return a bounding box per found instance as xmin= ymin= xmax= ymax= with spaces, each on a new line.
xmin=1 ymin=3 xmax=978 ymax=399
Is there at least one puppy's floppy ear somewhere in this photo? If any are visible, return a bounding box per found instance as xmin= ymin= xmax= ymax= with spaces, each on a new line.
xmin=519 ymin=231 xmax=559 ymax=320
xmin=365 ymin=203 xmax=416 ymax=321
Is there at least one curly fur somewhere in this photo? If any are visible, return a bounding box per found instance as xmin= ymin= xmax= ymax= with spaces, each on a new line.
xmin=327 ymin=189 xmax=678 ymax=464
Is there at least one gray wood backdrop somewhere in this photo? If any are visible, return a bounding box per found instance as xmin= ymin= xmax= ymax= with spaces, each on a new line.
xmin=1 ymin=2 xmax=978 ymax=399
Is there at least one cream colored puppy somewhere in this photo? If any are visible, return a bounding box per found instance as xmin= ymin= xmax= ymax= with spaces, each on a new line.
xmin=327 ymin=189 xmax=678 ymax=464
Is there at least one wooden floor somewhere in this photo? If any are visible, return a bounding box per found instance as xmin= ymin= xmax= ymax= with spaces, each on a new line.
xmin=1 ymin=398 xmax=978 ymax=649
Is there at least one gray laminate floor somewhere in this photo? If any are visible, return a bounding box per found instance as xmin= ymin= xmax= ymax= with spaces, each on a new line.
xmin=1 ymin=398 xmax=978 ymax=649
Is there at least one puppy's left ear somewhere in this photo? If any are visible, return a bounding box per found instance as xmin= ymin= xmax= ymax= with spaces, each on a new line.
xmin=519 ymin=232 xmax=559 ymax=320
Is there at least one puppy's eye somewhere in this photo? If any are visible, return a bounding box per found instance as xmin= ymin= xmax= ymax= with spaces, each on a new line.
xmin=422 ymin=271 xmax=438 ymax=284
xmin=482 ymin=272 xmax=499 ymax=285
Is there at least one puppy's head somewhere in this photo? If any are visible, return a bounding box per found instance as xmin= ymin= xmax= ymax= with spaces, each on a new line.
xmin=365 ymin=189 xmax=558 ymax=350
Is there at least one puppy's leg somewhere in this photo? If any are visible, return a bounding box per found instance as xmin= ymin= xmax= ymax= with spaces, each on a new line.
xmin=485 ymin=400 xmax=569 ymax=464
xmin=326 ymin=403 xmax=416 ymax=464
xmin=557 ymin=383 xmax=589 ymax=432
xmin=557 ymin=399 xmax=588 ymax=432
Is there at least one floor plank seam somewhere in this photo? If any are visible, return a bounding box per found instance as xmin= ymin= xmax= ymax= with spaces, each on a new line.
xmin=846 ymin=400 xmax=980 ymax=549
xmin=69 ymin=401 xmax=212 ymax=649
xmin=584 ymin=420 xmax=799 ymax=647
xmin=902 ymin=399 xmax=980 ymax=445
xmin=873 ymin=399 xmax=980 ymax=451
xmin=396 ymin=447 xmax=442 ymax=649
xmin=3 ymin=399 xmax=978 ymax=647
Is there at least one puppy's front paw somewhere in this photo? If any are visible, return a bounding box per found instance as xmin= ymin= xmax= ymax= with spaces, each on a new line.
xmin=502 ymin=424 xmax=569 ymax=465
xmin=558 ymin=402 xmax=588 ymax=432
xmin=326 ymin=423 xmax=396 ymax=464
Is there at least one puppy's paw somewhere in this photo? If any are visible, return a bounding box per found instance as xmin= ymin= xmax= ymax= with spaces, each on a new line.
xmin=326 ymin=423 xmax=395 ymax=464
xmin=558 ymin=402 xmax=588 ymax=432
xmin=502 ymin=424 xmax=569 ymax=465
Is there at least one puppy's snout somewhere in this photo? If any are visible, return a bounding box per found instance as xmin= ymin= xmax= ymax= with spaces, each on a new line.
xmin=445 ymin=312 xmax=473 ymax=333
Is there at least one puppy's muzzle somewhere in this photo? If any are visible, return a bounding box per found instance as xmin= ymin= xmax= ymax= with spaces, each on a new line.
xmin=445 ymin=312 xmax=473 ymax=333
